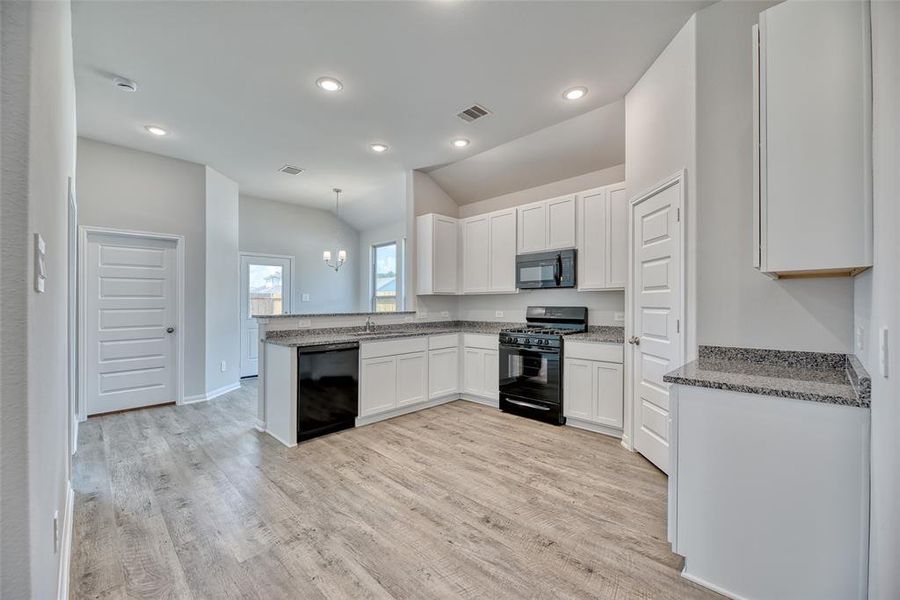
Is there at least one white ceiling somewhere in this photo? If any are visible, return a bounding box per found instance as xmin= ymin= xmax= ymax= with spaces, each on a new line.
xmin=72 ymin=0 xmax=709 ymax=230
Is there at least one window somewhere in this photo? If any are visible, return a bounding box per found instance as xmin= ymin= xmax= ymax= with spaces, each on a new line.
xmin=371 ymin=242 xmax=398 ymax=312
xmin=248 ymin=264 xmax=284 ymax=316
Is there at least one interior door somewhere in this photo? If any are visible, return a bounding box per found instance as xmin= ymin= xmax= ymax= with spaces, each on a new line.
xmin=240 ymin=254 xmax=292 ymax=377
xmin=84 ymin=231 xmax=178 ymax=415
xmin=631 ymin=178 xmax=682 ymax=474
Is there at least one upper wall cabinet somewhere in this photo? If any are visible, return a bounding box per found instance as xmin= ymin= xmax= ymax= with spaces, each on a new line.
xmin=462 ymin=209 xmax=517 ymax=294
xmin=516 ymin=195 xmax=576 ymax=254
xmin=754 ymin=0 xmax=872 ymax=277
xmin=577 ymin=182 xmax=627 ymax=290
xmin=417 ymin=214 xmax=459 ymax=294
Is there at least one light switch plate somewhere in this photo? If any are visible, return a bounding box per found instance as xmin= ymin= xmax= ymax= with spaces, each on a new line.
xmin=301 ymin=293 xmax=310 ymax=302
xmin=220 ymin=361 xmax=227 ymax=373
xmin=856 ymin=326 xmax=865 ymax=352
xmin=614 ymin=312 xmax=625 ymax=322
xmin=495 ymin=311 xmax=504 ymax=318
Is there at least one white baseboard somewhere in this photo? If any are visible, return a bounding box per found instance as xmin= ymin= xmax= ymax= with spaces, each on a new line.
xmin=620 ymin=433 xmax=633 ymax=452
xmin=458 ymin=394 xmax=499 ymax=408
xmin=57 ymin=482 xmax=74 ymax=600
xmin=182 ymin=381 xmax=241 ymax=405
xmin=565 ymin=417 xmax=623 ymax=439
xmin=681 ymin=568 xmax=749 ymax=600
xmin=254 ymin=418 xmax=266 ymax=432
xmin=356 ymin=395 xmax=459 ymax=427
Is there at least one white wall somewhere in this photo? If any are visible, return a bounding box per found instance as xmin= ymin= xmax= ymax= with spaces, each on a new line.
xmin=357 ymin=220 xmax=405 ymax=312
xmin=77 ymin=137 xmax=208 ymax=397
xmin=204 ymin=167 xmax=240 ymax=395
xmin=625 ymin=14 xmax=698 ymax=356
xmin=458 ymin=164 xmax=625 ymax=218
xmin=859 ymin=1 xmax=900 ymax=596
xmin=412 ymin=170 xmax=458 ymax=217
xmin=694 ymin=0 xmax=852 ymax=353
xmin=1 ymin=1 xmax=77 ymax=597
xmin=239 ymin=194 xmax=360 ymax=314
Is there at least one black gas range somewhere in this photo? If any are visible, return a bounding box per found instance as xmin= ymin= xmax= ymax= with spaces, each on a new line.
xmin=498 ymin=306 xmax=588 ymax=425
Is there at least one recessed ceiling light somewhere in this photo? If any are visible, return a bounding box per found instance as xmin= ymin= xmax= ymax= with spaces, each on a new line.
xmin=451 ymin=138 xmax=470 ymax=148
xmin=144 ymin=125 xmax=168 ymax=136
xmin=113 ymin=76 xmax=137 ymax=93
xmin=316 ymin=76 xmax=343 ymax=92
xmin=370 ymin=143 xmax=389 ymax=153
xmin=563 ymin=86 xmax=588 ymax=101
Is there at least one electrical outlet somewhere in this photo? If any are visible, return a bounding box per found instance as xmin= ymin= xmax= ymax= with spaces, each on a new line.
xmin=495 ymin=311 xmax=504 ymax=318
xmin=440 ymin=311 xmax=450 ymax=318
xmin=614 ymin=312 xmax=625 ymax=322
xmin=52 ymin=510 xmax=59 ymax=553
xmin=298 ymin=319 xmax=311 ymax=328
xmin=220 ymin=360 xmax=226 ymax=373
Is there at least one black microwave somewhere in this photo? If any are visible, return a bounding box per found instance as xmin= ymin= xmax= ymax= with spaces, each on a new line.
xmin=515 ymin=249 xmax=576 ymax=289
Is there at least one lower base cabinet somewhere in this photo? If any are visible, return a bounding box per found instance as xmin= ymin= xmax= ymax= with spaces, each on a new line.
xmin=360 ymin=338 xmax=428 ymax=418
xmin=463 ymin=339 xmax=499 ymax=400
xmin=428 ymin=346 xmax=460 ymax=399
xmin=360 ymin=356 xmax=398 ymax=417
xmin=563 ymin=341 xmax=624 ymax=431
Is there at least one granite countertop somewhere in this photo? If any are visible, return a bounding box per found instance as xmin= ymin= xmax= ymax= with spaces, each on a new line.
xmin=256 ymin=310 xmax=417 ymax=320
xmin=663 ymin=346 xmax=871 ymax=408
xmin=567 ymin=326 xmax=625 ymax=344
xmin=264 ymin=320 xmax=515 ymax=348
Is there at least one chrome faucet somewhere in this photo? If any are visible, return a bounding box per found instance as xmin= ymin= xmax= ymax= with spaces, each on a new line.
xmin=364 ymin=315 xmax=375 ymax=333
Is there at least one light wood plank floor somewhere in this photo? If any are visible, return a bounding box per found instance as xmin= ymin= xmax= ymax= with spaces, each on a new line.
xmin=72 ymin=380 xmax=721 ymax=600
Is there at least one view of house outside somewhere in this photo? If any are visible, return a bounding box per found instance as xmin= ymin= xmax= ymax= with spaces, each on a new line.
xmin=373 ymin=242 xmax=397 ymax=312
xmin=249 ymin=264 xmax=284 ymax=316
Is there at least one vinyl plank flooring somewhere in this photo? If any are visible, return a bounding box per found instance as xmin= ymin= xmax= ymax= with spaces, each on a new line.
xmin=72 ymin=379 xmax=722 ymax=600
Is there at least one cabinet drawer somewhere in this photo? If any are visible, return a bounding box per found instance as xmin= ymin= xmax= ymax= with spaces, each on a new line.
xmin=361 ymin=337 xmax=428 ymax=359
xmin=564 ymin=341 xmax=623 ymax=363
xmin=463 ymin=333 xmax=499 ymax=350
xmin=428 ymin=333 xmax=460 ymax=350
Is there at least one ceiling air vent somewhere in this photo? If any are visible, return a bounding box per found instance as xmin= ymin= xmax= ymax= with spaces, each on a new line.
xmin=278 ymin=165 xmax=304 ymax=175
xmin=456 ymin=104 xmax=491 ymax=123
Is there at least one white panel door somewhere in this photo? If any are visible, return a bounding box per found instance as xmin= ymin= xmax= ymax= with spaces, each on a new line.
xmin=85 ymin=232 xmax=177 ymax=415
xmin=240 ymin=254 xmax=293 ymax=377
xmin=463 ymin=348 xmax=484 ymax=396
xmin=489 ymin=210 xmax=517 ymax=292
xmin=631 ymin=179 xmax=682 ymax=474
xmin=546 ymin=195 xmax=577 ymax=249
xmin=396 ymin=352 xmax=427 ymax=407
xmin=433 ymin=215 xmax=460 ymax=293
xmin=606 ymin=184 xmax=628 ymax=289
xmin=563 ymin=358 xmax=593 ymax=421
xmin=577 ymin=189 xmax=608 ymax=289
xmin=517 ymin=203 xmax=547 ymax=253
xmin=594 ymin=362 xmax=624 ymax=428
xmin=429 ymin=347 xmax=459 ymax=399
xmin=462 ymin=216 xmax=490 ymax=293
xmin=360 ymin=357 xmax=397 ymax=416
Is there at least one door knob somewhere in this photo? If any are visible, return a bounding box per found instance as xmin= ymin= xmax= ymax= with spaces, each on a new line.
xmin=166 ymin=327 xmax=175 ymax=334
xmin=628 ymin=336 xmax=640 ymax=345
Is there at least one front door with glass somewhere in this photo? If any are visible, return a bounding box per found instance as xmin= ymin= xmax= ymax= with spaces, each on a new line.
xmin=240 ymin=253 xmax=293 ymax=377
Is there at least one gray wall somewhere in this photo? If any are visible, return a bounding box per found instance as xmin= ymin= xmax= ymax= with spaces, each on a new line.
xmin=1 ymin=1 xmax=76 ymax=597
xmin=204 ymin=167 xmax=240 ymax=393
xmin=239 ymin=194 xmax=361 ymax=313
xmin=694 ymin=0 xmax=851 ymax=353
xmin=412 ymin=170 xmax=458 ymax=217
xmin=358 ymin=220 xmax=406 ymax=312
xmin=77 ymin=138 xmax=208 ymax=397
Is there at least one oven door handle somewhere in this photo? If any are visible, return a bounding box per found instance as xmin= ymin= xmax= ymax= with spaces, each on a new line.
xmin=499 ymin=343 xmax=560 ymax=354
xmin=505 ymin=399 xmax=551 ymax=411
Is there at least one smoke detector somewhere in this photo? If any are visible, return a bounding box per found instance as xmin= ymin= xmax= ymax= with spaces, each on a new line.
xmin=278 ymin=165 xmax=304 ymax=175
xmin=113 ymin=76 xmax=138 ymax=93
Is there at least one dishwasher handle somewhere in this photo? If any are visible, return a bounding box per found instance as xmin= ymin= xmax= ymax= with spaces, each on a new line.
xmin=297 ymin=342 xmax=360 ymax=354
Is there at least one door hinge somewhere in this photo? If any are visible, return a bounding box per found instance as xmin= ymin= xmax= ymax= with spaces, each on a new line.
xmin=676 ymin=208 xmax=681 ymax=223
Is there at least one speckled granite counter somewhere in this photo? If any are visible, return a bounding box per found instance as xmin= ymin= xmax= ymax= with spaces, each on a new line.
xmin=264 ymin=320 xmax=517 ymax=348
xmin=663 ymin=346 xmax=871 ymax=408
xmin=567 ymin=326 xmax=625 ymax=344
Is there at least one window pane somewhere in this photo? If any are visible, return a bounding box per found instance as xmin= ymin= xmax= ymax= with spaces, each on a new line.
xmin=248 ymin=264 xmax=284 ymax=316
xmin=373 ymin=243 xmax=397 ymax=312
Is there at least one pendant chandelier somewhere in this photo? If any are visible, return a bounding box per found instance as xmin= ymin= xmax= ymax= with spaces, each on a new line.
xmin=323 ymin=187 xmax=347 ymax=272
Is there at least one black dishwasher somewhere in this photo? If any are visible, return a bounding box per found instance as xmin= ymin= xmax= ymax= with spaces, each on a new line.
xmin=297 ymin=343 xmax=359 ymax=442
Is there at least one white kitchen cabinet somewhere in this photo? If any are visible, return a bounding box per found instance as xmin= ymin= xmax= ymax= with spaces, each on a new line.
xmin=360 ymin=356 xmax=397 ymax=417
xmin=753 ymin=1 xmax=872 ymax=277
xmin=428 ymin=346 xmax=460 ymax=399
xmin=416 ymin=213 xmax=459 ymax=294
xmin=462 ymin=334 xmax=499 ymax=401
xmin=461 ymin=209 xmax=517 ymax=294
xmin=563 ymin=341 xmax=624 ymax=435
xmin=396 ymin=352 xmax=428 ymax=407
xmin=577 ymin=182 xmax=627 ymax=290
xmin=516 ymin=195 xmax=576 ymax=254
xmin=463 ymin=348 xmax=484 ymax=396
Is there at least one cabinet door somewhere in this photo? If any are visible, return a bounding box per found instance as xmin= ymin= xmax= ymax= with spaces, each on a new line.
xmin=429 ymin=347 xmax=459 ymax=399
xmin=396 ymin=352 xmax=428 ymax=407
xmin=546 ymin=195 xmax=576 ymax=250
xmin=462 ymin=216 xmax=490 ymax=293
xmin=517 ymin=203 xmax=547 ymax=253
xmin=463 ymin=348 xmax=484 ymax=396
xmin=482 ymin=349 xmax=499 ymax=400
xmin=594 ymin=361 xmax=624 ymax=428
xmin=434 ymin=215 xmax=459 ymax=293
xmin=577 ymin=189 xmax=608 ymax=290
xmin=489 ymin=210 xmax=517 ymax=292
xmin=564 ymin=358 xmax=594 ymax=421
xmin=606 ymin=184 xmax=628 ymax=289
xmin=360 ymin=357 xmax=397 ymax=417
